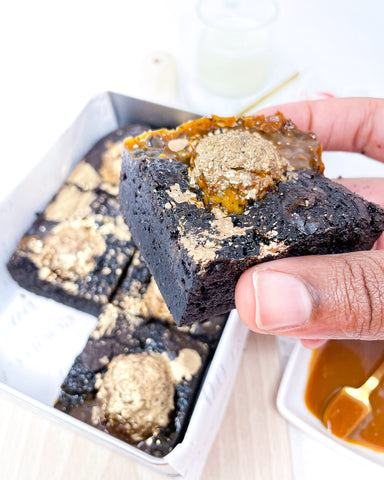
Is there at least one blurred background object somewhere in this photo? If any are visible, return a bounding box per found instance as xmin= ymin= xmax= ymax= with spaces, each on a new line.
xmin=139 ymin=51 xmax=179 ymax=104
xmin=196 ymin=0 xmax=278 ymax=97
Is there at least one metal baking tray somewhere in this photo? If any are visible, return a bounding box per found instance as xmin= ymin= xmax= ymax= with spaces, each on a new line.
xmin=0 ymin=92 xmax=249 ymax=479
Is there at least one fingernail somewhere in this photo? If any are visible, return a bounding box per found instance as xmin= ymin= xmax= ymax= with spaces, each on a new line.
xmin=253 ymin=270 xmax=313 ymax=331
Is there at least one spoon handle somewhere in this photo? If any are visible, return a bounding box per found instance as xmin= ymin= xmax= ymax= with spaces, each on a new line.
xmin=361 ymin=360 xmax=384 ymax=394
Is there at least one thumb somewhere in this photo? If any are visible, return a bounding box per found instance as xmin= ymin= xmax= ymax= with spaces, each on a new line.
xmin=235 ymin=250 xmax=384 ymax=340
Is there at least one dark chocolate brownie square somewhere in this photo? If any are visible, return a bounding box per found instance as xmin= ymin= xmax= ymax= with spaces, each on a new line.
xmin=54 ymin=310 xmax=211 ymax=457
xmin=54 ymin=247 xmax=227 ymax=456
xmin=6 ymin=124 xmax=150 ymax=315
xmin=120 ymin=114 xmax=384 ymax=325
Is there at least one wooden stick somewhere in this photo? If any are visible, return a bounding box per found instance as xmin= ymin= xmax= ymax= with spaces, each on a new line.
xmin=236 ymin=72 xmax=300 ymax=117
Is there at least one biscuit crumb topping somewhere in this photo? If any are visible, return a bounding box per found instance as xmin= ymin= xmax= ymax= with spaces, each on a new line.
xmin=100 ymin=140 xmax=124 ymax=184
xmin=143 ymin=277 xmax=174 ymax=323
xmin=91 ymin=304 xmax=119 ymax=340
xmin=45 ymin=185 xmax=96 ymax=222
xmin=28 ymin=219 xmax=106 ymax=282
xmin=67 ymin=161 xmax=101 ymax=191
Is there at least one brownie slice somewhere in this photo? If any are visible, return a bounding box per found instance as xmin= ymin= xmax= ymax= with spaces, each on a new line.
xmin=7 ymin=187 xmax=136 ymax=315
xmin=120 ymin=114 xmax=384 ymax=325
xmin=54 ymin=310 xmax=211 ymax=457
xmin=7 ymin=124 xmax=149 ymax=315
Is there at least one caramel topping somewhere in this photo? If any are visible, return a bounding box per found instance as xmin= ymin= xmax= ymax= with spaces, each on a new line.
xmin=124 ymin=113 xmax=323 ymax=214
xmin=305 ymin=340 xmax=384 ymax=452
xmin=190 ymin=129 xmax=289 ymax=213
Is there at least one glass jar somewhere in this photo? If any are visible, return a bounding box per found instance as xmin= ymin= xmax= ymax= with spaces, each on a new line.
xmin=196 ymin=0 xmax=278 ymax=97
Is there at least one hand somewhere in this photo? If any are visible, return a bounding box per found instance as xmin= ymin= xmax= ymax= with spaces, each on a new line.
xmin=235 ymin=97 xmax=384 ymax=347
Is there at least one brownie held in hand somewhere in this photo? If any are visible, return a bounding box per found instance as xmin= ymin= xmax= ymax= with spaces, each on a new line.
xmin=120 ymin=113 xmax=384 ymax=325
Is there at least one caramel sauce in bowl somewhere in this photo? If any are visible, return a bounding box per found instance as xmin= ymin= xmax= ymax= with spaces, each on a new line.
xmin=305 ymin=340 xmax=384 ymax=452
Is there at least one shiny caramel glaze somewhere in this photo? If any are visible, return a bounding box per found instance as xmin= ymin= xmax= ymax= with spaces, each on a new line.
xmin=124 ymin=113 xmax=324 ymax=214
xmin=305 ymin=340 xmax=384 ymax=451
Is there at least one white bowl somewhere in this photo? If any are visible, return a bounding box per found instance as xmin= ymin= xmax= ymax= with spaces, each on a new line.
xmin=277 ymin=342 xmax=384 ymax=469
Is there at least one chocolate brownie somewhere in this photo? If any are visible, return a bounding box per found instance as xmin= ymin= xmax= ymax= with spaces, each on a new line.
xmin=7 ymin=186 xmax=136 ymax=315
xmin=7 ymin=124 xmax=149 ymax=315
xmin=120 ymin=113 xmax=384 ymax=325
xmin=54 ymin=309 xmax=211 ymax=457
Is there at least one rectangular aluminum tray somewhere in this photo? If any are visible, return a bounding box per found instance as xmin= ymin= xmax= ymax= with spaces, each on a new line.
xmin=0 ymin=92 xmax=249 ymax=479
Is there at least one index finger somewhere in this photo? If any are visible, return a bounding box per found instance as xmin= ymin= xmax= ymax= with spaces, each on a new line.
xmin=256 ymin=97 xmax=384 ymax=162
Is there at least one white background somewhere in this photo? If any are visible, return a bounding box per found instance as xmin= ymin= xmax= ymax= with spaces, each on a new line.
xmin=1 ymin=0 xmax=384 ymax=200
xmin=1 ymin=0 xmax=384 ymax=478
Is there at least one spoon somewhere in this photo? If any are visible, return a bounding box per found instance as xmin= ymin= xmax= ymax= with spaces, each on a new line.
xmin=322 ymin=359 xmax=384 ymax=439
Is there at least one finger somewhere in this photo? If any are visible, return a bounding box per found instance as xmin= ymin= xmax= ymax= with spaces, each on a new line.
xmin=235 ymin=250 xmax=384 ymax=340
xmin=333 ymin=177 xmax=384 ymax=208
xmin=255 ymin=97 xmax=384 ymax=162
xmin=300 ymin=339 xmax=327 ymax=349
